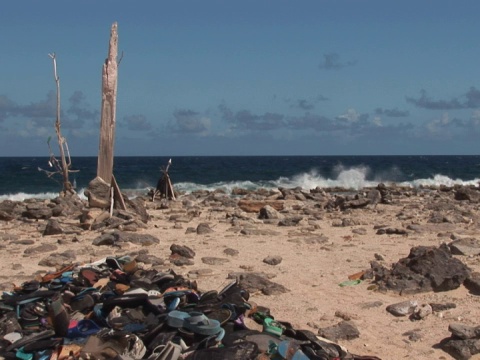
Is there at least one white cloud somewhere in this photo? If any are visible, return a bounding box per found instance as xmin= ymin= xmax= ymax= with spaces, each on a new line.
xmin=337 ymin=108 xmax=360 ymax=123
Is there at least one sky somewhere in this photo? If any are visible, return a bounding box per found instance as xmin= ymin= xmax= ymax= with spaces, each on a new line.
xmin=1 ymin=0 xmax=480 ymax=156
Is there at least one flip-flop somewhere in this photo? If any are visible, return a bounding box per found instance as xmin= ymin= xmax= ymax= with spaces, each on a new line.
xmin=338 ymin=279 xmax=362 ymax=287
xmin=204 ymin=308 xmax=232 ymax=326
xmin=148 ymin=341 xmax=183 ymax=360
xmin=277 ymin=340 xmax=310 ymax=360
xmin=182 ymin=312 xmax=221 ymax=336
xmin=166 ymin=310 xmax=191 ymax=328
xmin=263 ymin=317 xmax=285 ymax=336
xmin=66 ymin=319 xmax=102 ymax=338
xmin=294 ymin=329 xmax=346 ymax=358
xmin=6 ymin=329 xmax=55 ymax=351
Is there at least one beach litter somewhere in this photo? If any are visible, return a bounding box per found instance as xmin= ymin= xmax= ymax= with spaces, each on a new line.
xmin=0 ymin=255 xmax=382 ymax=360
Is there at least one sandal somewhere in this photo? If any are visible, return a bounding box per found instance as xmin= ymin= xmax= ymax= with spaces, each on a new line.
xmin=67 ymin=319 xmax=102 ymax=338
xmin=147 ymin=340 xmax=183 ymax=360
xmin=263 ymin=317 xmax=285 ymax=337
xmin=182 ymin=312 xmax=221 ymax=336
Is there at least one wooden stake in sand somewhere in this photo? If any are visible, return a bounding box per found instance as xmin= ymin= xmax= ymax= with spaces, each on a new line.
xmin=97 ymin=22 xmax=119 ymax=185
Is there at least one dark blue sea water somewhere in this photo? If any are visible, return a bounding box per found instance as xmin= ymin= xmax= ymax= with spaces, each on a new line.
xmin=1 ymin=156 xmax=480 ymax=200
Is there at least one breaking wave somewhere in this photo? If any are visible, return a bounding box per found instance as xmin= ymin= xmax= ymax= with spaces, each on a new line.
xmin=1 ymin=166 xmax=480 ymax=201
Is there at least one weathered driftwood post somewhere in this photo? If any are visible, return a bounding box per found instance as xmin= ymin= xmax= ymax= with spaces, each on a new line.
xmin=85 ymin=22 xmax=126 ymax=211
xmin=97 ymin=22 xmax=118 ymax=184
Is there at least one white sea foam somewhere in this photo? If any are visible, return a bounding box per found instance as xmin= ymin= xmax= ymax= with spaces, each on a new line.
xmin=0 ymin=192 xmax=59 ymax=201
xmin=407 ymin=175 xmax=480 ymax=188
xmin=2 ymin=168 xmax=480 ymax=201
xmin=0 ymin=188 xmax=88 ymax=202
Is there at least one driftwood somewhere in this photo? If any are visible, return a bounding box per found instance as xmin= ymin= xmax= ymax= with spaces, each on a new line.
xmin=38 ymin=53 xmax=77 ymax=195
xmin=87 ymin=22 xmax=126 ymax=211
xmin=97 ymin=22 xmax=118 ymax=185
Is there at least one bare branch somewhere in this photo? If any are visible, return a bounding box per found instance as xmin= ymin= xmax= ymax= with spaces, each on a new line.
xmin=40 ymin=53 xmax=77 ymax=195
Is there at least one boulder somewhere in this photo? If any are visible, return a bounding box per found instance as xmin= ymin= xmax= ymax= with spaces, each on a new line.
xmin=84 ymin=177 xmax=111 ymax=209
xmin=372 ymin=243 xmax=471 ymax=294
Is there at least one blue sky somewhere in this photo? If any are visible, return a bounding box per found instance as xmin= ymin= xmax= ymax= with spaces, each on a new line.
xmin=1 ymin=0 xmax=480 ymax=156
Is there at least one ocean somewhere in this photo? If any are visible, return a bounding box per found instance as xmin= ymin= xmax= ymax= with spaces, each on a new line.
xmin=1 ymin=155 xmax=480 ymax=201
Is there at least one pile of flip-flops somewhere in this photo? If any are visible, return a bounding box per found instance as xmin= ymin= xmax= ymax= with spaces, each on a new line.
xmin=0 ymin=255 xmax=381 ymax=359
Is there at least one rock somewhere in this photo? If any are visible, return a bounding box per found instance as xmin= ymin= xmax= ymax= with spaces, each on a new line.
xmin=24 ymin=243 xmax=58 ymax=255
xmin=115 ymin=232 xmax=160 ymax=246
xmin=80 ymin=209 xmax=110 ymax=230
xmin=440 ymin=338 xmax=480 ymax=360
xmin=201 ymin=257 xmax=229 ymax=265
xmin=38 ymin=251 xmax=77 ymax=267
xmin=188 ymin=269 xmax=214 ymax=277
xmin=240 ymin=228 xmax=280 ymax=236
xmin=230 ymin=272 xmax=289 ymax=295
xmin=224 ymin=248 xmax=239 ymax=256
xmin=0 ymin=200 xmax=19 ymax=221
xmin=317 ymin=320 xmax=360 ymax=342
xmin=449 ymin=238 xmax=480 ymax=256
xmin=278 ymin=216 xmax=303 ymax=226
xmin=22 ymin=203 xmax=53 ymax=220
xmin=170 ymin=244 xmax=195 ymax=259
xmin=449 ymin=323 xmax=480 ymax=340
xmin=43 ymin=219 xmax=63 ymax=236
xmin=454 ymin=187 xmax=480 ymax=202
xmin=0 ymin=211 xmax=15 ymax=221
xmin=302 ymin=235 xmax=329 ymax=244
xmin=374 ymin=253 xmax=385 ymax=261
xmin=367 ymin=189 xmax=382 ymax=206
xmin=345 ymin=198 xmax=370 ymax=209
xmin=386 ymin=300 xmax=418 ymax=316
xmin=135 ymin=253 xmax=164 ymax=266
xmin=171 ymin=257 xmax=194 ymax=266
xmin=464 ymin=272 xmax=480 ymax=295
xmin=92 ymin=233 xmax=116 ymax=246
xmin=430 ymin=303 xmax=456 ymax=312
xmin=169 ymin=215 xmax=192 ymax=223
xmin=237 ymin=200 xmax=284 ymax=213
xmin=263 ymin=256 xmax=282 ymax=266
xmin=360 ymin=301 xmax=383 ymax=309
xmin=402 ymin=329 xmax=422 ymax=342
xmin=372 ymin=243 xmax=471 ymax=294
xmin=11 ymin=239 xmax=35 ymax=245
xmin=334 ymin=310 xmax=358 ymax=321
xmin=197 ymin=223 xmax=214 ymax=235
xmin=258 ymin=205 xmax=282 ymax=220
xmin=352 ymin=228 xmax=367 ymax=235
xmin=412 ymin=303 xmax=433 ymax=320
xmin=126 ymin=197 xmax=149 ymax=223
xmin=84 ymin=176 xmax=111 ymax=209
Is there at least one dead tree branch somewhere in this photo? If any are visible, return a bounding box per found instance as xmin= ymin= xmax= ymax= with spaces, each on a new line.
xmin=38 ymin=53 xmax=77 ymax=195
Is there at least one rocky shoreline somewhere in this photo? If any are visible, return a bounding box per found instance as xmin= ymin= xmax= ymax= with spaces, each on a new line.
xmin=1 ymin=183 xmax=480 ymax=359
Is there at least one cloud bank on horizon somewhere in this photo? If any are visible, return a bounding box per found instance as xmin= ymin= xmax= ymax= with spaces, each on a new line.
xmin=1 ymin=0 xmax=480 ymax=156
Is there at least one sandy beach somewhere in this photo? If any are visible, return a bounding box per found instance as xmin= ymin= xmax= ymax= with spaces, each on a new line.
xmin=1 ymin=185 xmax=480 ymax=359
